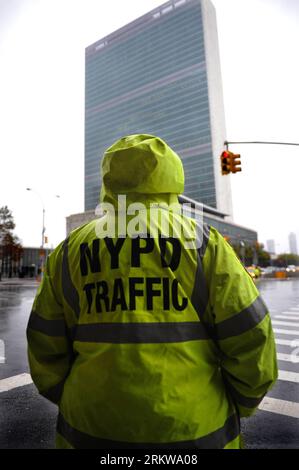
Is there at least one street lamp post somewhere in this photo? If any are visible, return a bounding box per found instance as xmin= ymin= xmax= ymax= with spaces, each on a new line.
xmin=26 ymin=189 xmax=61 ymax=279
xmin=42 ymin=206 xmax=45 ymax=249
xmin=26 ymin=188 xmax=46 ymax=279
xmin=240 ymin=240 xmax=246 ymax=265
xmin=26 ymin=188 xmax=45 ymax=248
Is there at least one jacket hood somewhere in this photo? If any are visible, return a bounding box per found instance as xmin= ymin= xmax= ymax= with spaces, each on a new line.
xmin=100 ymin=134 xmax=184 ymax=206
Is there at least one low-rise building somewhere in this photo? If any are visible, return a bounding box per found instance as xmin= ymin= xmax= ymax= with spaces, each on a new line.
xmin=66 ymin=195 xmax=257 ymax=246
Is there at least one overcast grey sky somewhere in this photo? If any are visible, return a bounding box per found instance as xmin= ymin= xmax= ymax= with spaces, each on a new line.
xmin=0 ymin=0 xmax=298 ymax=252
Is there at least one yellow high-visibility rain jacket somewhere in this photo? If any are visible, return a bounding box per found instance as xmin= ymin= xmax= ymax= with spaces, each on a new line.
xmin=27 ymin=134 xmax=277 ymax=449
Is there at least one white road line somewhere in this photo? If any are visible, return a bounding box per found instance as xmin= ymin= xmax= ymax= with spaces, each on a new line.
xmin=272 ymin=320 xmax=299 ymax=327
xmin=0 ymin=373 xmax=33 ymax=393
xmin=276 ymin=338 xmax=299 ymax=346
xmin=274 ymin=328 xmax=299 ymax=336
xmin=275 ymin=315 xmax=299 ymax=320
xmin=278 ymin=370 xmax=299 ymax=383
xmin=259 ymin=397 xmax=299 ymax=419
xmin=289 ymin=307 xmax=299 ymax=311
xmin=277 ymin=353 xmax=299 ymax=363
xmin=282 ymin=310 xmax=299 ymax=314
xmin=1 ymin=370 xmax=298 ymax=425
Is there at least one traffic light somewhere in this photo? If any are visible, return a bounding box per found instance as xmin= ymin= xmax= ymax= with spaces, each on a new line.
xmin=221 ymin=151 xmax=231 ymax=174
xmin=231 ymin=153 xmax=241 ymax=173
xmin=220 ymin=151 xmax=241 ymax=175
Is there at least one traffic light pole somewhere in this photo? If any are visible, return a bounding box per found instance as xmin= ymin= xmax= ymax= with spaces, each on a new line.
xmin=225 ymin=140 xmax=299 ymax=149
xmin=222 ymin=141 xmax=299 ymax=175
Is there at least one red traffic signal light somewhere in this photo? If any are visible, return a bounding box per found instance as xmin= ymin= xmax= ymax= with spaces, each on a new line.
xmin=221 ymin=151 xmax=232 ymax=175
xmin=220 ymin=150 xmax=241 ymax=175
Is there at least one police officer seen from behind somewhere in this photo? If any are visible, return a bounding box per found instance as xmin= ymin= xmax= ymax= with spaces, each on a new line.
xmin=27 ymin=134 xmax=277 ymax=449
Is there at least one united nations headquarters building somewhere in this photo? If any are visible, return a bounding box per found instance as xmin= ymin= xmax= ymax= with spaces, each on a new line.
xmin=68 ymin=0 xmax=257 ymax=246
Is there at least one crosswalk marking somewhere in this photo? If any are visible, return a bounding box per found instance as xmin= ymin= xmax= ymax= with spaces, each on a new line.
xmin=289 ymin=307 xmax=299 ymax=311
xmin=275 ymin=315 xmax=299 ymax=320
xmin=259 ymin=397 xmax=299 ymax=419
xmin=272 ymin=320 xmax=299 ymax=327
xmin=272 ymin=320 xmax=299 ymax=326
xmin=277 ymin=353 xmax=299 ymax=363
xmin=281 ymin=311 xmax=299 ymax=314
xmin=278 ymin=370 xmax=299 ymax=383
xmin=276 ymin=338 xmax=299 ymax=346
xmin=0 ymin=373 xmax=32 ymax=393
xmin=274 ymin=328 xmax=299 ymax=336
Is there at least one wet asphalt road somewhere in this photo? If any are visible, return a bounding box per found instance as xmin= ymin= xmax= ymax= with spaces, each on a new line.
xmin=0 ymin=278 xmax=298 ymax=449
xmin=0 ymin=282 xmax=57 ymax=448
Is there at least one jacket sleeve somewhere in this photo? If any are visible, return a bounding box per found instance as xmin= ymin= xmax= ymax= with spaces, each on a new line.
xmin=204 ymin=227 xmax=278 ymax=418
xmin=26 ymin=243 xmax=73 ymax=405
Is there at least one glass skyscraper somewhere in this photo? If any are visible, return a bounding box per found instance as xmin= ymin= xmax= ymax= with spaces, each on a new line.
xmin=85 ymin=0 xmax=233 ymax=216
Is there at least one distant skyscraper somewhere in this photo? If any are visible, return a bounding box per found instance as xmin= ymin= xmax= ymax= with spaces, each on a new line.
xmin=266 ymin=239 xmax=276 ymax=254
xmin=289 ymin=232 xmax=298 ymax=255
xmin=85 ymin=0 xmax=232 ymax=216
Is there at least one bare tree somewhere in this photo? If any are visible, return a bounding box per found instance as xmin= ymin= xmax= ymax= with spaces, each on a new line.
xmin=0 ymin=206 xmax=23 ymax=280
